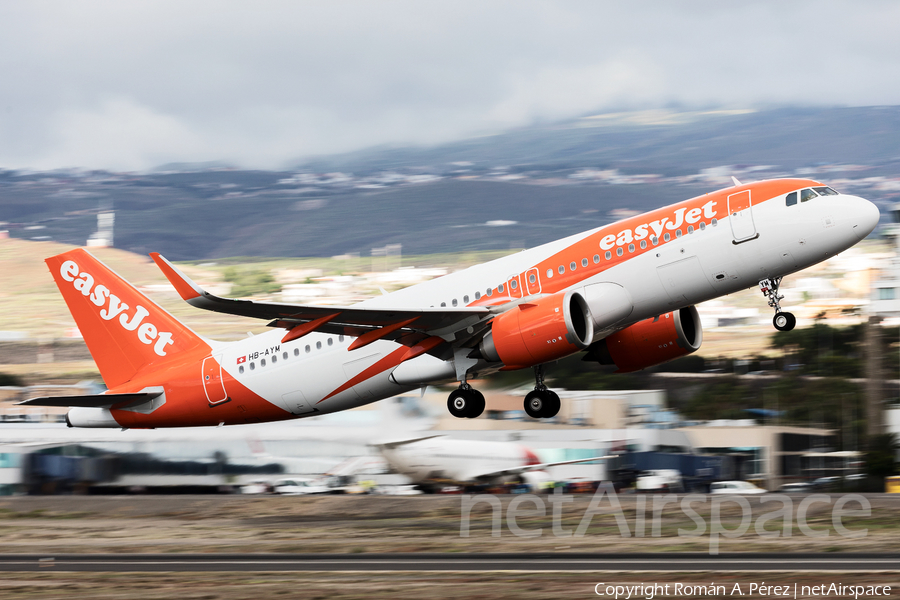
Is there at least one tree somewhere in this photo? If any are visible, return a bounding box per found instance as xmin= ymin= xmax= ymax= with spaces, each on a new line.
xmin=864 ymin=433 xmax=898 ymax=478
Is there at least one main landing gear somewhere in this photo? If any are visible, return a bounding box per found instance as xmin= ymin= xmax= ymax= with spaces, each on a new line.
xmin=523 ymin=365 xmax=560 ymax=419
xmin=447 ymin=383 xmax=485 ymax=419
xmin=760 ymin=277 xmax=796 ymax=332
xmin=445 ymin=365 xmax=560 ymax=420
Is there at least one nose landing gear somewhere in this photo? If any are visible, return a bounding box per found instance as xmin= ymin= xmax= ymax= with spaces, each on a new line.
xmin=760 ymin=277 xmax=796 ymax=332
xmin=523 ymin=365 xmax=560 ymax=419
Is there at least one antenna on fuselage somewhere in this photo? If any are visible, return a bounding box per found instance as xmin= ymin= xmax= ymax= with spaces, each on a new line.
xmin=731 ymin=176 xmax=742 ymax=186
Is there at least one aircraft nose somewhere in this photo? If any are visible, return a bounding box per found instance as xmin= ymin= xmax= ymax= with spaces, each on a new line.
xmin=852 ymin=197 xmax=880 ymax=240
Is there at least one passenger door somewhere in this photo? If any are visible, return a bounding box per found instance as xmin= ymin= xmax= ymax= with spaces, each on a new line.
xmin=727 ymin=189 xmax=758 ymax=243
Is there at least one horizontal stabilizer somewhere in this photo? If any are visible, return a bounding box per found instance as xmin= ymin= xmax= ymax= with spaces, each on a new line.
xmin=18 ymin=391 xmax=162 ymax=409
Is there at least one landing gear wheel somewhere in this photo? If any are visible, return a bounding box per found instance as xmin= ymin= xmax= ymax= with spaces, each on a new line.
xmin=773 ymin=312 xmax=796 ymax=332
xmin=447 ymin=387 xmax=484 ymax=419
xmin=524 ymin=390 xmax=546 ymax=419
xmin=542 ymin=390 xmax=561 ymax=418
xmin=448 ymin=389 xmax=472 ymax=419
xmin=526 ymin=364 xmax=560 ymax=419
xmin=467 ymin=390 xmax=485 ymax=419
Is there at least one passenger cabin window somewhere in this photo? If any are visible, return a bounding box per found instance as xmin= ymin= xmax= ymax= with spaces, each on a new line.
xmin=786 ymin=192 xmax=797 ymax=206
xmin=801 ymin=188 xmax=818 ymax=202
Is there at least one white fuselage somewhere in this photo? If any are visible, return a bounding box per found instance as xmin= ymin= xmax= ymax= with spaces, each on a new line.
xmin=212 ymin=183 xmax=878 ymax=419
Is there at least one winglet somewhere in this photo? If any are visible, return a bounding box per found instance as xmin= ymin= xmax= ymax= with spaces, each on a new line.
xmin=149 ymin=253 xmax=205 ymax=301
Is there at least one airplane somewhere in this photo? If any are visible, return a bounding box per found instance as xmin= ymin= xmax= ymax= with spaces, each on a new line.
xmin=374 ymin=436 xmax=609 ymax=492
xmin=23 ymin=178 xmax=880 ymax=428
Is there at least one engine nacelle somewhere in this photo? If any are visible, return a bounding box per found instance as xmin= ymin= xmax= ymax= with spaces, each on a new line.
xmin=479 ymin=291 xmax=593 ymax=369
xmin=585 ymin=306 xmax=702 ymax=373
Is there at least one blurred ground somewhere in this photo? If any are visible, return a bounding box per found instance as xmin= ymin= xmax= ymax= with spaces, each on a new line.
xmin=0 ymin=494 xmax=897 ymax=555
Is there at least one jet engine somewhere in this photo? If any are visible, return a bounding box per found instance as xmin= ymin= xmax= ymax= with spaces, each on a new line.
xmin=584 ymin=306 xmax=702 ymax=373
xmin=479 ymin=291 xmax=593 ymax=369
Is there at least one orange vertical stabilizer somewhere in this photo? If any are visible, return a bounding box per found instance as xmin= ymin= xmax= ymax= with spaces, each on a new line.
xmin=46 ymin=248 xmax=209 ymax=389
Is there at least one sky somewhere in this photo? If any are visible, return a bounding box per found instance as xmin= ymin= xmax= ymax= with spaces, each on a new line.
xmin=0 ymin=1 xmax=898 ymax=172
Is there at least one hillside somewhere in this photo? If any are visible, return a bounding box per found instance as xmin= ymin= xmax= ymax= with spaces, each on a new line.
xmin=1 ymin=106 xmax=899 ymax=261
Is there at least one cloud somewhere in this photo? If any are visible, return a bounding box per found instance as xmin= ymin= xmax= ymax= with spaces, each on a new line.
xmin=0 ymin=1 xmax=898 ymax=170
xmin=32 ymin=98 xmax=205 ymax=171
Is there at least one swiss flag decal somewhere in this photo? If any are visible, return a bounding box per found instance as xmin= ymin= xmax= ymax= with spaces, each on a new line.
xmin=237 ymin=356 xmax=246 ymax=365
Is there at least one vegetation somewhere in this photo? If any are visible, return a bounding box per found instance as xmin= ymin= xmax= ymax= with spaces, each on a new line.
xmin=0 ymin=372 xmax=22 ymax=386
xmin=222 ymin=266 xmax=281 ymax=297
xmin=865 ymin=434 xmax=898 ymax=478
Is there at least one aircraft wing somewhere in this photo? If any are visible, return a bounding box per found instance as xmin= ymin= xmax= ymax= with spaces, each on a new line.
xmin=370 ymin=434 xmax=444 ymax=449
xmin=469 ymin=455 xmax=614 ymax=481
xmin=150 ymin=253 xmax=490 ymax=349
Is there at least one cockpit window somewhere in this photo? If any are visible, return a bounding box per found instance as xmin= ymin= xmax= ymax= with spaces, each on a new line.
xmin=786 ymin=191 xmax=797 ymax=206
xmin=813 ymin=186 xmax=839 ymax=196
xmin=800 ymin=188 xmax=818 ymax=203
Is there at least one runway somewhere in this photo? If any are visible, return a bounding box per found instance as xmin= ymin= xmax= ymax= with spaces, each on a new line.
xmin=0 ymin=553 xmax=896 ymax=572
